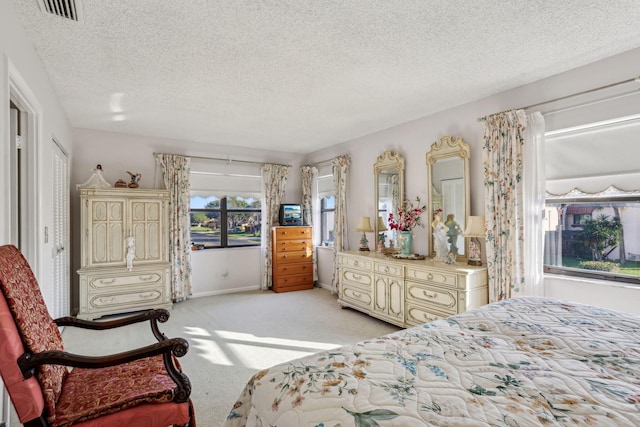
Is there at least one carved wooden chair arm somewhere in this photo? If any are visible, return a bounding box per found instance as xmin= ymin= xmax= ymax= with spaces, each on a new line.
xmin=55 ymin=309 xmax=171 ymax=342
xmin=18 ymin=337 xmax=191 ymax=402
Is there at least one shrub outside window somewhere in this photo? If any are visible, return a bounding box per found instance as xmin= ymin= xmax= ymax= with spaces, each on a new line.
xmin=544 ymin=194 xmax=640 ymax=284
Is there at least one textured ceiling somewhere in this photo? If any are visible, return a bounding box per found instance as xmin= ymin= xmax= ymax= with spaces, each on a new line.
xmin=11 ymin=0 xmax=640 ymax=154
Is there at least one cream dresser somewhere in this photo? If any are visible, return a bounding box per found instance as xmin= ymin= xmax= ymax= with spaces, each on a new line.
xmin=77 ymin=188 xmax=172 ymax=320
xmin=337 ymin=251 xmax=488 ymax=327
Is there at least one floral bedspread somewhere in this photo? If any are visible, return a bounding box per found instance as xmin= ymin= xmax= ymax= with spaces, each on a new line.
xmin=222 ymin=297 xmax=640 ymax=426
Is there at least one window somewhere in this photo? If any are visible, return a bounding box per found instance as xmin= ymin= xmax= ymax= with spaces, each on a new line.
xmin=188 ymin=158 xmax=263 ymax=250
xmin=543 ymin=115 xmax=640 ymax=284
xmin=190 ymin=196 xmax=261 ymax=249
xmin=320 ymin=195 xmax=335 ymax=246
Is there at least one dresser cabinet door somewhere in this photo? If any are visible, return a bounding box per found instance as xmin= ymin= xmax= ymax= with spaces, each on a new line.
xmin=130 ymin=199 xmax=164 ymax=263
xmin=88 ymin=198 xmax=126 ymax=266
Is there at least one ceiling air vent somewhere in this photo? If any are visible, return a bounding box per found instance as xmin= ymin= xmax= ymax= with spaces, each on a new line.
xmin=37 ymin=0 xmax=83 ymax=22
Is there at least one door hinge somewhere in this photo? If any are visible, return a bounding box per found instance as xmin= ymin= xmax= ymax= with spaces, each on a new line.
xmin=16 ymin=134 xmax=23 ymax=149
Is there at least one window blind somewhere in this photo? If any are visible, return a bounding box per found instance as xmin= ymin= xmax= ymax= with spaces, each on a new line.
xmin=545 ymin=115 xmax=640 ymax=195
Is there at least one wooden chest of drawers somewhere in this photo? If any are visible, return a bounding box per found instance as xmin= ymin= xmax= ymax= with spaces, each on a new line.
xmin=271 ymin=226 xmax=313 ymax=293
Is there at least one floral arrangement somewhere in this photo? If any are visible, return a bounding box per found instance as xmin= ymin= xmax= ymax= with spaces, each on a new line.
xmin=388 ymin=197 xmax=427 ymax=231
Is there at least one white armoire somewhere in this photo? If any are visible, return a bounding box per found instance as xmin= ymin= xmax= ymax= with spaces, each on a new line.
xmin=77 ymin=187 xmax=172 ymax=320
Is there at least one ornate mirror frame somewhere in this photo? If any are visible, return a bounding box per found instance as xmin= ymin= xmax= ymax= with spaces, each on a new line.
xmin=374 ymin=151 xmax=405 ymax=245
xmin=426 ymin=136 xmax=470 ymax=260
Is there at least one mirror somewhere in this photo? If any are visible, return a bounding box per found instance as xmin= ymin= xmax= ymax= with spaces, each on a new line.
xmin=374 ymin=150 xmax=404 ymax=249
xmin=427 ymin=136 xmax=470 ymax=259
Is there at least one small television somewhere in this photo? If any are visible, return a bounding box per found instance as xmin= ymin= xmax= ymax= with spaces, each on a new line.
xmin=279 ymin=203 xmax=303 ymax=226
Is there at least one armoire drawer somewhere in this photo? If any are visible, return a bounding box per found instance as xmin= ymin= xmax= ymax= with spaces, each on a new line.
xmin=87 ymin=271 xmax=164 ymax=290
xmin=90 ymin=289 xmax=164 ymax=309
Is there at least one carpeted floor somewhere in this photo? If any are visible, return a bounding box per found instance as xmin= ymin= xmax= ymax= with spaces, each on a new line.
xmin=12 ymin=287 xmax=400 ymax=426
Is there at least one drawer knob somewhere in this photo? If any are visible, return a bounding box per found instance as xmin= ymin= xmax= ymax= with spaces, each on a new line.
xmin=139 ymin=292 xmax=153 ymax=298
xmin=99 ymin=297 xmax=115 ymax=303
xmin=139 ymin=275 xmax=154 ymax=281
xmin=354 ymin=261 xmax=359 ymax=266
xmin=353 ymin=274 xmax=361 ymax=280
xmin=99 ymin=278 xmax=115 ymax=285
xmin=353 ymin=291 xmax=361 ymax=298
xmin=384 ymin=266 xmax=389 ymax=273
xmin=427 ymin=273 xmax=433 ymax=280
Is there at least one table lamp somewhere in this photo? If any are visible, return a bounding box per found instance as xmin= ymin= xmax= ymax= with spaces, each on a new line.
xmin=463 ymin=216 xmax=485 ymax=266
xmin=355 ymin=216 xmax=374 ymax=251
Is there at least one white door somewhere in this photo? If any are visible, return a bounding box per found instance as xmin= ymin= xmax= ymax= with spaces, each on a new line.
xmin=9 ymin=106 xmax=27 ymax=249
xmin=52 ymin=140 xmax=70 ymax=318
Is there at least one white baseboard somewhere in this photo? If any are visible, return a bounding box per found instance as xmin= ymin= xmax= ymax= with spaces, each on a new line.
xmin=190 ymin=285 xmax=261 ymax=299
xmin=316 ymin=282 xmax=332 ymax=291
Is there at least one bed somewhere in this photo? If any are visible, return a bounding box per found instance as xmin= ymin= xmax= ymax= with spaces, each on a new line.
xmin=222 ymin=297 xmax=640 ymax=426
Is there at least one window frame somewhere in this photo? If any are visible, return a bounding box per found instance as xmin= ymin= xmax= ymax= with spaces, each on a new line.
xmin=190 ymin=196 xmax=261 ymax=249
xmin=543 ymin=194 xmax=640 ymax=285
xmin=320 ymin=195 xmax=335 ymax=246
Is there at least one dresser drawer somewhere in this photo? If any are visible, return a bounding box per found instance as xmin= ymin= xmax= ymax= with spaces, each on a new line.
xmin=273 ymin=273 xmax=313 ymax=288
xmin=275 ymin=263 xmax=312 ymax=276
xmin=90 ymin=289 xmax=164 ymax=309
xmin=274 ymin=251 xmax=312 ymax=264
xmin=405 ymin=303 xmax=449 ymax=326
xmin=406 ymin=282 xmax=458 ymax=314
xmin=405 ymin=267 xmax=456 ymax=287
xmin=340 ymin=283 xmax=372 ymax=309
xmin=373 ymin=262 xmax=402 ymax=277
xmin=87 ymin=271 xmax=164 ymax=290
xmin=339 ymin=255 xmax=372 ymax=271
xmin=340 ymin=268 xmax=373 ymax=288
xmin=273 ymin=227 xmax=311 ymax=240
xmin=274 ymin=239 xmax=311 ymax=252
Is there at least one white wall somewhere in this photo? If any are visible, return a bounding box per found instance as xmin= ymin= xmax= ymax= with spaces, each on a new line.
xmin=70 ymin=128 xmax=307 ymax=306
xmin=1 ymin=1 xmax=73 ymax=289
xmin=304 ymin=47 xmax=640 ymax=314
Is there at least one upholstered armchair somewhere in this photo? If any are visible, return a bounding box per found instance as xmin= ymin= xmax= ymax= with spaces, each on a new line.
xmin=0 ymin=245 xmax=195 ymax=427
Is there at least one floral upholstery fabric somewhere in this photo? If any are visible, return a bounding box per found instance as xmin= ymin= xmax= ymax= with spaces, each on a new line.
xmin=0 ymin=245 xmax=67 ymax=424
xmin=53 ymin=355 xmax=180 ymax=427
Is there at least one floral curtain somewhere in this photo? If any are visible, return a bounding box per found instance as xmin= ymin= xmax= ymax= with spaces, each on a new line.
xmin=330 ymin=155 xmax=351 ymax=293
xmin=300 ymin=165 xmax=314 ymax=227
xmin=261 ymin=163 xmax=290 ymax=290
xmin=480 ymin=110 xmax=527 ymax=302
xmin=155 ymin=154 xmax=192 ymax=302
xmin=300 ymin=165 xmax=319 ymax=282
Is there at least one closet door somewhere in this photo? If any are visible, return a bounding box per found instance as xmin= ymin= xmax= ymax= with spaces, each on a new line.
xmin=52 ymin=140 xmax=70 ymax=317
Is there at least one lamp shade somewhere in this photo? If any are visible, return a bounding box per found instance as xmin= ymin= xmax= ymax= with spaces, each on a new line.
xmin=377 ymin=216 xmax=387 ymax=231
xmin=355 ymin=216 xmax=374 ymax=232
xmin=463 ymin=216 xmax=485 ymax=238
